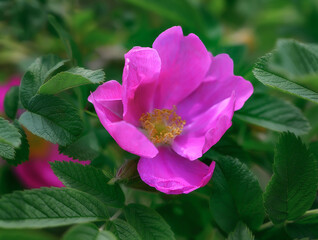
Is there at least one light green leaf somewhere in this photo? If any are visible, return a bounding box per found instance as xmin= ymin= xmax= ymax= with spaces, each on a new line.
xmin=236 ymin=93 xmax=311 ymax=135
xmin=109 ymin=219 xmax=141 ymax=240
xmin=19 ymin=95 xmax=83 ymax=146
xmin=19 ymin=55 xmax=67 ymax=108
xmin=38 ymin=67 xmax=105 ymax=95
xmin=124 ymin=204 xmax=175 ymax=240
xmin=227 ymin=222 xmax=255 ymax=240
xmin=263 ymin=132 xmax=318 ymax=224
xmin=50 ymin=161 xmax=125 ymax=207
xmin=253 ymin=40 xmax=318 ymax=104
xmin=63 ymin=223 xmax=116 ymax=240
xmin=0 ymin=117 xmax=21 ymax=160
xmin=4 ymin=86 xmax=19 ymax=120
xmin=208 ymin=155 xmax=264 ymax=233
xmin=58 ymin=132 xmax=99 ymax=161
xmin=0 ymin=188 xmax=109 ymax=228
xmin=271 ymin=39 xmax=318 ymax=79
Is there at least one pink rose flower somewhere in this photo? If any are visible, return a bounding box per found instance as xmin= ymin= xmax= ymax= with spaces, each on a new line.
xmin=89 ymin=26 xmax=253 ymax=194
xmin=14 ymin=140 xmax=90 ymax=188
xmin=0 ymin=76 xmax=90 ymax=188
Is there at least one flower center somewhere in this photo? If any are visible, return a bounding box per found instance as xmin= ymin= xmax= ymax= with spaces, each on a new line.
xmin=140 ymin=106 xmax=186 ymax=145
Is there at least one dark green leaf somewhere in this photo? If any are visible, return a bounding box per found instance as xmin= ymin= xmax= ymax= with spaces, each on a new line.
xmin=109 ymin=219 xmax=141 ymax=240
xmin=38 ymin=67 xmax=105 ymax=95
xmin=263 ymin=133 xmax=318 ymax=224
xmin=0 ymin=117 xmax=21 ymax=160
xmin=19 ymin=55 xmax=67 ymax=108
xmin=124 ymin=204 xmax=175 ymax=240
xmin=4 ymin=86 xmax=19 ymax=119
xmin=227 ymin=222 xmax=255 ymax=240
xmin=253 ymin=40 xmax=318 ymax=104
xmin=4 ymin=121 xmax=29 ymax=166
xmin=285 ymin=213 xmax=318 ymax=239
xmin=50 ymin=161 xmax=125 ymax=207
xmin=236 ymin=93 xmax=311 ymax=135
xmin=209 ymin=155 xmax=264 ymax=233
xmin=63 ymin=223 xmax=116 ymax=240
xmin=58 ymin=132 xmax=99 ymax=161
xmin=19 ymin=95 xmax=83 ymax=146
xmin=0 ymin=187 xmax=109 ymax=228
xmin=0 ymin=229 xmax=57 ymax=240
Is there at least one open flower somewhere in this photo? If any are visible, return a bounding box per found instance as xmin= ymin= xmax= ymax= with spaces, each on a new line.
xmin=88 ymin=26 xmax=253 ymax=194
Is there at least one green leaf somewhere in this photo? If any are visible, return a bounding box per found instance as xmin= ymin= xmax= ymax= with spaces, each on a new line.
xmin=253 ymin=40 xmax=318 ymax=104
xmin=0 ymin=229 xmax=57 ymax=240
xmin=285 ymin=213 xmax=318 ymax=239
xmin=209 ymin=155 xmax=265 ymax=233
xmin=0 ymin=187 xmax=109 ymax=228
xmin=4 ymin=86 xmax=19 ymax=119
xmin=19 ymin=95 xmax=83 ymax=146
xmin=124 ymin=204 xmax=175 ymax=240
xmin=38 ymin=67 xmax=105 ymax=95
xmin=271 ymin=39 xmax=318 ymax=79
xmin=263 ymin=132 xmax=318 ymax=224
xmin=109 ymin=219 xmax=141 ymax=240
xmin=0 ymin=117 xmax=21 ymax=160
xmin=58 ymin=132 xmax=100 ymax=161
xmin=63 ymin=223 xmax=116 ymax=240
xmin=19 ymin=55 xmax=67 ymax=108
xmin=227 ymin=222 xmax=255 ymax=240
xmin=236 ymin=93 xmax=311 ymax=135
xmin=48 ymin=15 xmax=82 ymax=65
xmin=4 ymin=121 xmax=29 ymax=166
xmin=50 ymin=161 xmax=125 ymax=207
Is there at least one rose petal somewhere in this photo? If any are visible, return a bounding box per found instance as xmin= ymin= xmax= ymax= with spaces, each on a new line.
xmin=173 ymin=94 xmax=235 ymax=160
xmin=122 ymin=47 xmax=161 ymax=125
xmin=152 ymin=26 xmax=211 ymax=108
xmin=138 ymin=147 xmax=215 ymax=194
xmin=177 ymin=54 xmax=253 ymax=123
xmin=89 ymin=83 xmax=158 ymax=158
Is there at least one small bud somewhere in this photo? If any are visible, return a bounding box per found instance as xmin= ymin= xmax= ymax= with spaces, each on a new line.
xmin=116 ymin=159 xmax=157 ymax=192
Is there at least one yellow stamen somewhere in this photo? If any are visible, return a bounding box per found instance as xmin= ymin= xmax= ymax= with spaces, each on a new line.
xmin=140 ymin=106 xmax=186 ymax=145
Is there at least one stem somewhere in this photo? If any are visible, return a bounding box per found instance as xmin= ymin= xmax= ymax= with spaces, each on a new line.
xmin=258 ymin=221 xmax=274 ymax=231
xmin=258 ymin=209 xmax=318 ymax=232
xmin=302 ymin=209 xmax=318 ymax=217
xmin=110 ymin=209 xmax=122 ymax=221
xmin=85 ymin=110 xmax=98 ymax=118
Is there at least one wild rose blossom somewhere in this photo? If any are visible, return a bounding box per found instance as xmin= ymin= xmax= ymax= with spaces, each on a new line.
xmin=89 ymin=26 xmax=253 ymax=194
xmin=0 ymin=77 xmax=90 ymax=188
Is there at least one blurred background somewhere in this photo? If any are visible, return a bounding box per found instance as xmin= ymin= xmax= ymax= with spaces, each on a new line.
xmin=1 ymin=0 xmax=318 ymax=81
xmin=1 ymin=0 xmax=318 ymax=239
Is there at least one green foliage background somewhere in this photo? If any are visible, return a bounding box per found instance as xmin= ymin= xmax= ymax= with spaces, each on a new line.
xmin=0 ymin=0 xmax=318 ymax=239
